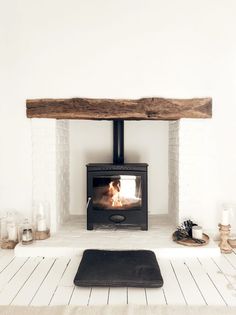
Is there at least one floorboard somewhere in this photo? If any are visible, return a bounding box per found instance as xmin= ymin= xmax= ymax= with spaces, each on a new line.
xmin=171 ymin=259 xmax=206 ymax=305
xmin=0 ymin=257 xmax=28 ymax=292
xmin=12 ymin=257 xmax=55 ymax=306
xmin=30 ymin=257 xmax=69 ymax=306
xmin=0 ymin=253 xmax=14 ymax=274
xmin=127 ymin=288 xmax=147 ymax=305
xmin=146 ymin=287 xmax=166 ymax=305
xmin=213 ymin=256 xmax=236 ymax=278
xmin=58 ymin=256 xmax=81 ymax=287
xmin=224 ymin=252 xmax=236 ymax=270
xmin=199 ymin=257 xmax=236 ymax=306
xmin=184 ymin=258 xmax=225 ymax=306
xmin=50 ymin=286 xmax=74 ymax=306
xmin=89 ymin=287 xmax=109 ymax=305
xmin=108 ymin=287 xmax=127 ymax=305
xmin=158 ymin=258 xmax=186 ymax=305
xmin=0 ymin=257 xmax=42 ymax=305
xmin=69 ymin=287 xmax=91 ymax=305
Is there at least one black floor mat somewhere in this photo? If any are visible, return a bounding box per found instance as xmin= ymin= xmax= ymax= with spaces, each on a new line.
xmin=74 ymin=249 xmax=163 ymax=288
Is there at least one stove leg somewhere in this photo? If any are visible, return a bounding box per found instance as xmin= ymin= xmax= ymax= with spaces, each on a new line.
xmin=141 ymin=225 xmax=148 ymax=231
xmin=87 ymin=223 xmax=94 ymax=230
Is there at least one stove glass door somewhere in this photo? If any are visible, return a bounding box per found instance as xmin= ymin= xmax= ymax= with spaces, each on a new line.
xmin=92 ymin=175 xmax=142 ymax=210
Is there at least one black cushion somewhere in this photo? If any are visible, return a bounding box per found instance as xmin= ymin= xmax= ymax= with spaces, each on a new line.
xmin=74 ymin=249 xmax=163 ymax=288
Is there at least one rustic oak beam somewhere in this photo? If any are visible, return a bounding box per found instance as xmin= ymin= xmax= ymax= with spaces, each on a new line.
xmin=26 ymin=97 xmax=212 ymax=120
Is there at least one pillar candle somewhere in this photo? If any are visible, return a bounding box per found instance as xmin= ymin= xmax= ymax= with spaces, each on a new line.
xmin=7 ymin=223 xmax=17 ymax=241
xmin=38 ymin=203 xmax=44 ymax=216
xmin=221 ymin=209 xmax=229 ymax=225
xmin=192 ymin=226 xmax=203 ymax=239
xmin=37 ymin=218 xmax=47 ymax=232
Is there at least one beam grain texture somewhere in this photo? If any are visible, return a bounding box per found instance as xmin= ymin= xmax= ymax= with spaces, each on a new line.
xmin=26 ymin=97 xmax=212 ymax=120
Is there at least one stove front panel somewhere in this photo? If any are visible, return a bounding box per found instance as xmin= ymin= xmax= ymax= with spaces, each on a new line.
xmin=87 ymin=164 xmax=148 ymax=230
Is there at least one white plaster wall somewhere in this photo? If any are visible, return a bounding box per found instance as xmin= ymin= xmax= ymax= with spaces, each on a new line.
xmin=69 ymin=120 xmax=168 ymax=215
xmin=1 ymin=0 xmax=236 ymax=232
xmin=178 ymin=119 xmax=217 ymax=231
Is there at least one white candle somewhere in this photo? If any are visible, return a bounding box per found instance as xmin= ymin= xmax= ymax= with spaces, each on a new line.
xmin=192 ymin=226 xmax=203 ymax=239
xmin=37 ymin=218 xmax=47 ymax=231
xmin=221 ymin=209 xmax=229 ymax=225
xmin=7 ymin=223 xmax=17 ymax=241
xmin=38 ymin=203 xmax=44 ymax=216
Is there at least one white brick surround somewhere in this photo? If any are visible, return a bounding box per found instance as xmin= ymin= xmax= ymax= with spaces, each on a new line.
xmin=168 ymin=121 xmax=179 ymax=224
xmin=31 ymin=118 xmax=211 ymax=233
xmin=31 ymin=119 xmax=69 ymax=233
xmin=169 ymin=119 xmax=213 ymax=228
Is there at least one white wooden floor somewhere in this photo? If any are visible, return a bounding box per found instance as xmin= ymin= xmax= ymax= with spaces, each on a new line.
xmin=0 ymin=250 xmax=235 ymax=306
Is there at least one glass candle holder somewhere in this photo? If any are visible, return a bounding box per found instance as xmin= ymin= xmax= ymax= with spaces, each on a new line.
xmin=0 ymin=210 xmax=19 ymax=249
xmin=19 ymin=218 xmax=34 ymax=245
xmin=33 ymin=201 xmax=50 ymax=240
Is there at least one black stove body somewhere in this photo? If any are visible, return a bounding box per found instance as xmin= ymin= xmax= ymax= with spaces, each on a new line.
xmin=86 ymin=120 xmax=148 ymax=230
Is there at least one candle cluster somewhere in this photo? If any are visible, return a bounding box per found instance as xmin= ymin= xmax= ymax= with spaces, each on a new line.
xmin=0 ymin=202 xmax=50 ymax=248
xmin=173 ymin=220 xmax=205 ymax=244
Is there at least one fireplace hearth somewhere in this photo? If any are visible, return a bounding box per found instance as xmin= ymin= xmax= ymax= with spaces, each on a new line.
xmin=87 ymin=120 xmax=148 ymax=230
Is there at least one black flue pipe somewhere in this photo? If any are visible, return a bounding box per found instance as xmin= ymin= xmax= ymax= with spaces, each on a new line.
xmin=113 ymin=120 xmax=124 ymax=164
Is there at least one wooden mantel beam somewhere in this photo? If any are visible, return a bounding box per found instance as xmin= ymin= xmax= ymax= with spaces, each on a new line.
xmin=26 ymin=97 xmax=212 ymax=120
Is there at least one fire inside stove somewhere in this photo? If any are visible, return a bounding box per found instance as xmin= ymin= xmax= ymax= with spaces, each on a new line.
xmin=92 ymin=175 xmax=142 ymax=210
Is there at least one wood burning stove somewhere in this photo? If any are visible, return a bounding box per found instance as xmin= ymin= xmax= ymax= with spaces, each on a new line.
xmin=86 ymin=120 xmax=148 ymax=230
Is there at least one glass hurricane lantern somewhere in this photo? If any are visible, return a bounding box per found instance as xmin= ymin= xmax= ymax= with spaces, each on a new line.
xmin=33 ymin=201 xmax=50 ymax=240
xmin=0 ymin=210 xmax=19 ymax=249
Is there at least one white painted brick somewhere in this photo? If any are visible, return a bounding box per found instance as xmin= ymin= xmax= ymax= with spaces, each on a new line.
xmin=168 ymin=121 xmax=179 ymax=225
xmin=31 ymin=119 xmax=70 ymax=233
xmin=168 ymin=118 xmax=213 ymax=227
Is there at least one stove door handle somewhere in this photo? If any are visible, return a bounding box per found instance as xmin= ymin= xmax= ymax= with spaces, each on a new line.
xmin=86 ymin=197 xmax=92 ymax=210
